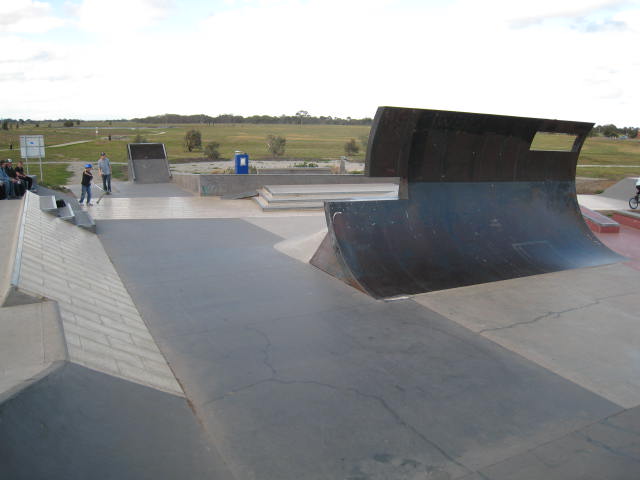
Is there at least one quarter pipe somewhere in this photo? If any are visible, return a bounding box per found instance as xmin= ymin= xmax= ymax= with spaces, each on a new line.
xmin=311 ymin=107 xmax=624 ymax=298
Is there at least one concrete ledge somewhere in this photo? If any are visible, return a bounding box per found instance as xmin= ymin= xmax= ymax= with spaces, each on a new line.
xmin=39 ymin=195 xmax=57 ymax=214
xmin=580 ymin=206 xmax=620 ymax=233
xmin=612 ymin=210 xmax=640 ymax=230
xmin=0 ymin=301 xmax=67 ymax=403
xmin=57 ymin=203 xmax=75 ymax=222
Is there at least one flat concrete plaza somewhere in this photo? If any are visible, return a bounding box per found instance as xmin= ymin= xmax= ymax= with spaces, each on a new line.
xmin=2 ymin=181 xmax=640 ymax=479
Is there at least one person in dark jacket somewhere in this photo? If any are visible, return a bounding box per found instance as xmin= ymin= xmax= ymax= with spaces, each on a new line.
xmin=14 ymin=161 xmax=33 ymax=191
xmin=3 ymin=159 xmax=24 ymax=197
xmin=79 ymin=164 xmax=93 ymax=206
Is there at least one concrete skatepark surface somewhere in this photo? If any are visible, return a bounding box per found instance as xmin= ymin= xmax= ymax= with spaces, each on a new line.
xmin=2 ymin=177 xmax=640 ymax=478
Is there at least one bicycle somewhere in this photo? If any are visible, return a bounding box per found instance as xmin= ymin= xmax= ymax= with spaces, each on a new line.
xmin=630 ymin=195 xmax=639 ymax=210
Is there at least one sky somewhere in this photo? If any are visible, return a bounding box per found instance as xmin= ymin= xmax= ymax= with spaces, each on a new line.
xmin=0 ymin=0 xmax=639 ymax=126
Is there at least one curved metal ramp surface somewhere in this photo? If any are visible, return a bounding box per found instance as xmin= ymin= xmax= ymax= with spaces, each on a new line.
xmin=311 ymin=107 xmax=623 ymax=298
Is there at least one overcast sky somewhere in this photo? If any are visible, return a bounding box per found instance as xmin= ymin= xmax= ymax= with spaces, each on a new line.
xmin=1 ymin=0 xmax=638 ymax=125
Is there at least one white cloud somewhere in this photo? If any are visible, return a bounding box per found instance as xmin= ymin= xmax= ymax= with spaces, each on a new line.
xmin=0 ymin=0 xmax=67 ymax=33
xmin=0 ymin=0 xmax=639 ymax=125
xmin=71 ymin=0 xmax=173 ymax=33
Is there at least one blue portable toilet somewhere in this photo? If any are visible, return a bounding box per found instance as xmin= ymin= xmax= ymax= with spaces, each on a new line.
xmin=234 ymin=151 xmax=249 ymax=174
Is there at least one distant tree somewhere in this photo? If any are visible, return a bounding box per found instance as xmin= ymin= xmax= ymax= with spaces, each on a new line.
xmin=629 ymin=128 xmax=639 ymax=139
xmin=602 ymin=124 xmax=619 ymax=138
xmin=295 ymin=110 xmax=309 ymax=126
xmin=204 ymin=141 xmax=221 ymax=160
xmin=63 ymin=120 xmax=74 ymax=127
xmin=2 ymin=120 xmax=8 ymax=130
xmin=266 ymin=135 xmax=286 ymax=157
xmin=133 ymin=133 xmax=148 ymax=143
xmin=184 ymin=129 xmax=202 ymax=151
xmin=75 ymin=120 xmax=80 ymax=126
xmin=344 ymin=138 xmax=360 ymax=156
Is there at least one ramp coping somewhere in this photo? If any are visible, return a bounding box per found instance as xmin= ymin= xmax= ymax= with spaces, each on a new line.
xmin=10 ymin=193 xmax=30 ymax=290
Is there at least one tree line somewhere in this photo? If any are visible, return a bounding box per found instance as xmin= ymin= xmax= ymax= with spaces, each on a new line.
xmin=590 ymin=124 xmax=638 ymax=138
xmin=130 ymin=113 xmax=373 ymax=126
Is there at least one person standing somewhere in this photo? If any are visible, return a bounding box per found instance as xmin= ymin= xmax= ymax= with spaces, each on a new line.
xmin=98 ymin=152 xmax=111 ymax=194
xmin=79 ymin=164 xmax=93 ymax=206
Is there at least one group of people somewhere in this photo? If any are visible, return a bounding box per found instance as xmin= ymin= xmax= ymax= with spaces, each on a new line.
xmin=79 ymin=152 xmax=111 ymax=206
xmin=0 ymin=159 xmax=35 ymax=199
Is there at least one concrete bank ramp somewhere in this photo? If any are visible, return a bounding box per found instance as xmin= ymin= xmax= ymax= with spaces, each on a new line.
xmin=6 ymin=192 xmax=182 ymax=396
xmin=312 ymin=107 xmax=624 ymax=298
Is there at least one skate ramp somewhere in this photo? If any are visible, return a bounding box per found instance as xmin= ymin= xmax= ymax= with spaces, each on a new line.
xmin=128 ymin=143 xmax=171 ymax=184
xmin=601 ymin=176 xmax=639 ymax=201
xmin=311 ymin=107 xmax=623 ymax=298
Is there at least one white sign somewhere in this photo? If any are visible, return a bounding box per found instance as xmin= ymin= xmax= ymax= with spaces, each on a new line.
xmin=20 ymin=135 xmax=45 ymax=159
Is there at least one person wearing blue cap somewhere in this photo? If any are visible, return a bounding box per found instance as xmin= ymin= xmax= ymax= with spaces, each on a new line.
xmin=79 ymin=163 xmax=93 ymax=206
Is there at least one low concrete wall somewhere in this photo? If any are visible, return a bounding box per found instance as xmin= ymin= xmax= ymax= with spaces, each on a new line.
xmin=172 ymin=172 xmax=201 ymax=193
xmin=172 ymin=173 xmax=399 ymax=197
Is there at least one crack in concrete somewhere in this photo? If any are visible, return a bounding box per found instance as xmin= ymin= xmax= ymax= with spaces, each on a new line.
xmin=246 ymin=326 xmax=276 ymax=377
xmin=269 ymin=378 xmax=470 ymax=473
xmin=478 ymin=291 xmax=636 ymax=334
xmin=202 ymin=325 xmax=471 ymax=472
xmin=575 ymin=431 xmax=640 ymax=463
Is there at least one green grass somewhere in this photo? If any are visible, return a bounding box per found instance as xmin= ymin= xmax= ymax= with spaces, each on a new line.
xmin=30 ymin=163 xmax=73 ymax=189
xmin=2 ymin=124 xmax=639 ymax=182
xmin=111 ymin=164 xmax=128 ymax=181
xmin=0 ymin=123 xmax=369 ymax=164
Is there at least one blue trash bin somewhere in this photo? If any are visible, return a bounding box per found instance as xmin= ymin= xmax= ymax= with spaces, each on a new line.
xmin=234 ymin=152 xmax=249 ymax=174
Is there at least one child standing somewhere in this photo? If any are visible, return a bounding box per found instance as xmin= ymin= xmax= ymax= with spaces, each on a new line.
xmin=80 ymin=164 xmax=93 ymax=206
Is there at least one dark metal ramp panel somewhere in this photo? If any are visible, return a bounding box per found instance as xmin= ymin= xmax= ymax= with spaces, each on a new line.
xmin=311 ymin=107 xmax=624 ymax=298
xmin=127 ymin=143 xmax=171 ymax=184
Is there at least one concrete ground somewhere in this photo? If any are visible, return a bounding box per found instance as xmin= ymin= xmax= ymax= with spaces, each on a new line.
xmin=2 ymin=181 xmax=640 ymax=479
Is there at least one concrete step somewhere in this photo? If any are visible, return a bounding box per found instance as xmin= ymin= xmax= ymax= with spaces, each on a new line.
xmin=264 ymin=183 xmax=398 ymax=197
xmin=255 ymin=183 xmax=399 ymax=211
xmin=253 ymin=196 xmax=326 ymax=211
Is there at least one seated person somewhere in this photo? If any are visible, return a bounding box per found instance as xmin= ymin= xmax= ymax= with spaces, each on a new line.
xmin=3 ymin=159 xmax=25 ymax=197
xmin=0 ymin=160 xmax=15 ymax=198
xmin=14 ymin=161 xmax=33 ymax=191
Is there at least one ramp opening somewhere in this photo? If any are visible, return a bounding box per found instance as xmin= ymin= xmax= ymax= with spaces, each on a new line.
xmin=530 ymin=132 xmax=579 ymax=152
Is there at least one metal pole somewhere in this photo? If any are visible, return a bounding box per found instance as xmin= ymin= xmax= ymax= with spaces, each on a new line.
xmin=39 ymin=156 xmax=43 ymax=183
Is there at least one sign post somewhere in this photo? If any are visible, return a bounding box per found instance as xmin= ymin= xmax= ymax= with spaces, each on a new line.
xmin=19 ymin=135 xmax=45 ymax=183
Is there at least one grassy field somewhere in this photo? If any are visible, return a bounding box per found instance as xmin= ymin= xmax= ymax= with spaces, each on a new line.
xmin=1 ymin=123 xmax=638 ymax=181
